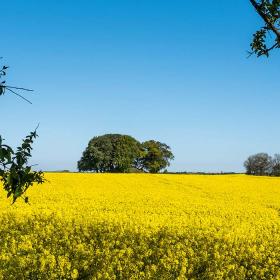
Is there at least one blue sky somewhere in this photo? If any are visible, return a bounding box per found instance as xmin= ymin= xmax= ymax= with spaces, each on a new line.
xmin=1 ymin=1 xmax=279 ymax=172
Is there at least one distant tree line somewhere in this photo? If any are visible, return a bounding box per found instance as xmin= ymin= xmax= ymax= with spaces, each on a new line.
xmin=244 ymin=153 xmax=280 ymax=176
xmin=169 ymin=172 xmax=240 ymax=175
xmin=78 ymin=134 xmax=174 ymax=173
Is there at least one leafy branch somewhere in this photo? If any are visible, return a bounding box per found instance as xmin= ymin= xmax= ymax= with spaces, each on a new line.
xmin=0 ymin=62 xmax=45 ymax=204
xmin=0 ymin=128 xmax=45 ymax=204
xmin=249 ymin=0 xmax=280 ymax=57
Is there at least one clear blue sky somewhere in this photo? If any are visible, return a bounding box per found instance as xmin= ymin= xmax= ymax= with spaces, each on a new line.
xmin=1 ymin=1 xmax=279 ymax=172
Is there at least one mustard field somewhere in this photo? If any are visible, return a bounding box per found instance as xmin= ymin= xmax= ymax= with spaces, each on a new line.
xmin=1 ymin=174 xmax=280 ymax=279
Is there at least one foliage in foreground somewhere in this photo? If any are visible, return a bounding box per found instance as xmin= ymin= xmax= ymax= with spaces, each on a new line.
xmin=0 ymin=130 xmax=45 ymax=203
xmin=1 ymin=173 xmax=280 ymax=279
xmin=0 ymin=63 xmax=45 ymax=203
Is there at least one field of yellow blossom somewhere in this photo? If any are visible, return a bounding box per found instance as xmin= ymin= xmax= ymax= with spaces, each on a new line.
xmin=1 ymin=173 xmax=280 ymax=279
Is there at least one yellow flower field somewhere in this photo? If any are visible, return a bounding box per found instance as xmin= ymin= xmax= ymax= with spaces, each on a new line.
xmin=1 ymin=173 xmax=280 ymax=279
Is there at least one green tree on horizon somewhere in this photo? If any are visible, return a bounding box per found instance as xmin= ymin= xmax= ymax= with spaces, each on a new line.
xmin=78 ymin=134 xmax=174 ymax=173
xmin=78 ymin=134 xmax=142 ymax=173
xmin=138 ymin=140 xmax=174 ymax=173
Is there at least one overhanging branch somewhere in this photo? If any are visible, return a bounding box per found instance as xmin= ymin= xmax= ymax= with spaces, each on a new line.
xmin=250 ymin=0 xmax=280 ymax=41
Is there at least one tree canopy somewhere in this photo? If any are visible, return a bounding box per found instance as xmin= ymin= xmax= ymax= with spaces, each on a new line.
xmin=250 ymin=0 xmax=280 ymax=56
xmin=244 ymin=153 xmax=272 ymax=175
xmin=78 ymin=134 xmax=142 ymax=173
xmin=78 ymin=134 xmax=174 ymax=173
xmin=138 ymin=140 xmax=174 ymax=173
xmin=244 ymin=153 xmax=280 ymax=176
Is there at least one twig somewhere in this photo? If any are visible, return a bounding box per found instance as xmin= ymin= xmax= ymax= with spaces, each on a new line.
xmin=5 ymin=86 xmax=34 ymax=92
xmin=35 ymin=123 xmax=40 ymax=131
xmin=6 ymin=88 xmax=32 ymax=104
